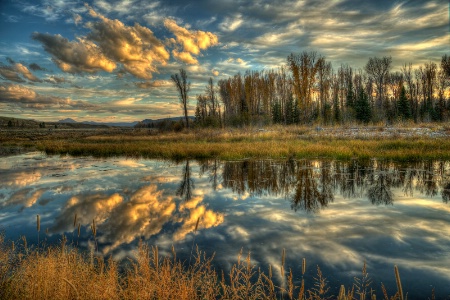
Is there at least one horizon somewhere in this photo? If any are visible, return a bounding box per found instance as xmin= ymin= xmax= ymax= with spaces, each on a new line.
xmin=0 ymin=0 xmax=448 ymax=123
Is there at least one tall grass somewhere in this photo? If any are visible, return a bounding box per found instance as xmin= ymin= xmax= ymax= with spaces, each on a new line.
xmin=0 ymin=234 xmax=442 ymax=300
xmin=35 ymin=131 xmax=450 ymax=161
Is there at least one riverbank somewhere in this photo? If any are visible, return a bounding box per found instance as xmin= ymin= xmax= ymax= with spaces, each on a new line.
xmin=1 ymin=125 xmax=450 ymax=160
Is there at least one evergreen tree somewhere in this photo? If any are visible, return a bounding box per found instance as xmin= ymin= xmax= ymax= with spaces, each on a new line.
xmin=333 ymin=94 xmax=341 ymax=123
xmin=355 ymin=88 xmax=372 ymax=123
xmin=272 ymin=102 xmax=282 ymax=124
xmin=285 ymin=95 xmax=293 ymax=124
xmin=345 ymin=80 xmax=355 ymax=109
xmin=292 ymin=99 xmax=301 ymax=124
xmin=397 ymin=85 xmax=411 ymax=120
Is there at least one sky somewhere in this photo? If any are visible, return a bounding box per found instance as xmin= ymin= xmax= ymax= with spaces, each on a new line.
xmin=0 ymin=0 xmax=448 ymax=123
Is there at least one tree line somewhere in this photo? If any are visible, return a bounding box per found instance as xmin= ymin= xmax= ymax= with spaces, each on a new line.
xmin=168 ymin=52 xmax=450 ymax=128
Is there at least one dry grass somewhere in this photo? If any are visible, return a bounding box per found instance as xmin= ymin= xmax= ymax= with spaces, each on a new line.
xmin=0 ymin=234 xmax=442 ymax=300
xmin=1 ymin=125 xmax=450 ymax=160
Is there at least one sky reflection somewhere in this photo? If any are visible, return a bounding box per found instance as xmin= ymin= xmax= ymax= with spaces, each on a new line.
xmin=0 ymin=153 xmax=449 ymax=298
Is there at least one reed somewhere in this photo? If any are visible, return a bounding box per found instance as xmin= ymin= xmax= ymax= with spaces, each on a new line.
xmin=394 ymin=265 xmax=404 ymax=300
xmin=0 ymin=233 xmax=445 ymax=300
xmin=36 ymin=215 xmax=40 ymax=251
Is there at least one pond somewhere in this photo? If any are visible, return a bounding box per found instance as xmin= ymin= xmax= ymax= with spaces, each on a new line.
xmin=1 ymin=152 xmax=450 ymax=299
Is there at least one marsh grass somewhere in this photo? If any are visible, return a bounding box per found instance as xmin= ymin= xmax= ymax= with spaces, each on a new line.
xmin=2 ymin=126 xmax=450 ymax=160
xmin=0 ymin=233 xmax=442 ymax=300
xmin=34 ymin=130 xmax=450 ymax=161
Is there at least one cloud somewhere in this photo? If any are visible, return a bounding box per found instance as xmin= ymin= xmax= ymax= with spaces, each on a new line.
xmin=212 ymin=69 xmax=219 ymax=76
xmin=44 ymin=75 xmax=70 ymax=84
xmin=134 ymin=80 xmax=171 ymax=89
xmin=14 ymin=63 xmax=42 ymax=82
xmin=0 ymin=170 xmax=41 ymax=187
xmin=173 ymin=195 xmax=224 ymax=241
xmin=28 ymin=63 xmax=46 ymax=71
xmin=164 ymin=18 xmax=218 ymax=64
xmin=51 ymin=192 xmax=124 ymax=234
xmin=32 ymin=32 xmax=117 ymax=74
xmin=73 ymin=13 xmax=82 ymax=25
xmin=86 ymin=6 xmax=170 ymax=79
xmin=0 ymin=64 xmax=25 ymax=83
xmin=219 ymin=14 xmax=243 ymax=32
xmin=0 ymin=83 xmax=97 ymax=110
xmin=99 ymin=184 xmax=177 ymax=252
xmin=172 ymin=49 xmax=198 ymax=64
xmin=0 ymin=61 xmax=42 ymax=83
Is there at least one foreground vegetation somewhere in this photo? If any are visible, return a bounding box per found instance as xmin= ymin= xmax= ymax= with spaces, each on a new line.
xmin=0 ymin=234 xmax=440 ymax=300
xmin=2 ymin=125 xmax=450 ymax=161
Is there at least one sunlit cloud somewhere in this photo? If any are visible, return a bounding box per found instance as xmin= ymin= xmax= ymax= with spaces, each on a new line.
xmin=86 ymin=6 xmax=170 ymax=79
xmin=0 ymin=61 xmax=41 ymax=83
xmin=0 ymin=83 xmax=97 ymax=110
xmin=32 ymin=33 xmax=117 ymax=74
xmin=14 ymin=63 xmax=41 ymax=82
xmin=0 ymin=170 xmax=41 ymax=187
xmin=219 ymin=14 xmax=243 ymax=32
xmin=164 ymin=18 xmax=219 ymax=65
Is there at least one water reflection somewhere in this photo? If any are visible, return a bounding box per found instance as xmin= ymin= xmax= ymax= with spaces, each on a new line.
xmin=1 ymin=153 xmax=450 ymax=298
xmin=177 ymin=160 xmax=194 ymax=201
xmin=220 ymin=159 xmax=450 ymax=211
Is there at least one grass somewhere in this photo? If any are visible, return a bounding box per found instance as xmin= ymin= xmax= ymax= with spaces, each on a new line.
xmin=2 ymin=125 xmax=450 ymax=161
xmin=0 ymin=233 xmax=438 ymax=300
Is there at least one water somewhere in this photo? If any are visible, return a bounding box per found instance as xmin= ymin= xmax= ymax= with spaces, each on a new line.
xmin=1 ymin=152 xmax=450 ymax=299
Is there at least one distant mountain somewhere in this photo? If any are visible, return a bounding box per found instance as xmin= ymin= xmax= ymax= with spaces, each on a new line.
xmin=58 ymin=118 xmax=139 ymax=127
xmin=58 ymin=118 xmax=77 ymax=123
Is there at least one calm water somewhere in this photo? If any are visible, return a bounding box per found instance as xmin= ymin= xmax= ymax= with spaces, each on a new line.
xmin=1 ymin=152 xmax=450 ymax=299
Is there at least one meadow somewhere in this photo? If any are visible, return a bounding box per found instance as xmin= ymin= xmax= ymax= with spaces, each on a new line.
xmin=1 ymin=124 xmax=450 ymax=161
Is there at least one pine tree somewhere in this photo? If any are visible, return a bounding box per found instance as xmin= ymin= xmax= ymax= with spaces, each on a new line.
xmin=346 ymin=80 xmax=355 ymax=109
xmin=355 ymin=88 xmax=371 ymax=123
xmin=397 ymin=85 xmax=411 ymax=120
xmin=333 ymin=94 xmax=341 ymax=123
xmin=272 ymin=102 xmax=282 ymax=124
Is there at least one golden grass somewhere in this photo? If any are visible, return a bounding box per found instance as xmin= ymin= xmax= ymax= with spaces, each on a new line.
xmin=35 ymin=136 xmax=450 ymax=161
xmin=2 ymin=126 xmax=450 ymax=160
xmin=0 ymin=234 xmax=443 ymax=300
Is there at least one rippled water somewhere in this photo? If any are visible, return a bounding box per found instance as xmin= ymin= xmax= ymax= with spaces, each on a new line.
xmin=1 ymin=152 xmax=450 ymax=298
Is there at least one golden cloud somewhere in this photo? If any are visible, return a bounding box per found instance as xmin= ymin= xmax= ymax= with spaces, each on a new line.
xmin=164 ymin=18 xmax=218 ymax=64
xmin=0 ymin=83 xmax=97 ymax=110
xmin=173 ymin=204 xmax=224 ymax=241
xmin=172 ymin=50 xmax=198 ymax=65
xmin=14 ymin=63 xmax=41 ymax=82
xmin=32 ymin=33 xmax=116 ymax=74
xmin=1 ymin=170 xmax=41 ymax=187
xmin=100 ymin=184 xmax=176 ymax=252
xmin=51 ymin=192 xmax=124 ymax=234
xmin=86 ymin=6 xmax=169 ymax=79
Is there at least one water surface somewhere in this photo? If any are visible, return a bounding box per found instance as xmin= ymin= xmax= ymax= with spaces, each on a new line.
xmin=1 ymin=152 xmax=449 ymax=298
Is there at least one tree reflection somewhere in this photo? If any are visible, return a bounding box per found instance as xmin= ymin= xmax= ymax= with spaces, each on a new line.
xmin=442 ymin=182 xmax=450 ymax=203
xmin=220 ymin=159 xmax=450 ymax=213
xmin=367 ymin=171 xmax=393 ymax=205
xmin=290 ymin=161 xmax=334 ymax=213
xmin=177 ymin=160 xmax=194 ymax=201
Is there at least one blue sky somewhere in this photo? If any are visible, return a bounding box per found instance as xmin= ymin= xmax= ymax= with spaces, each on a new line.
xmin=0 ymin=0 xmax=448 ymax=122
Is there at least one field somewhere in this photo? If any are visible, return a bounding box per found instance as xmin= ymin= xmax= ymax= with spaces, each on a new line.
xmin=1 ymin=124 xmax=450 ymax=161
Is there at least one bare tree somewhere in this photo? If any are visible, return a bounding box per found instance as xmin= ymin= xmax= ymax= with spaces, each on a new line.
xmin=364 ymin=56 xmax=392 ymax=111
xmin=171 ymin=68 xmax=191 ymax=129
